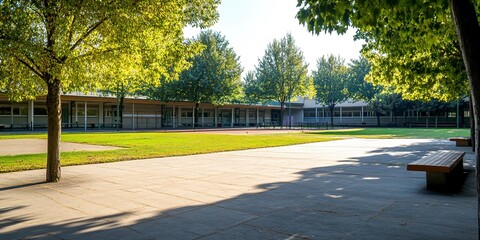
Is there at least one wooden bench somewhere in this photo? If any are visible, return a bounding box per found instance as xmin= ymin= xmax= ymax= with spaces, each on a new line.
xmin=407 ymin=150 xmax=465 ymax=190
xmin=449 ymin=137 xmax=472 ymax=147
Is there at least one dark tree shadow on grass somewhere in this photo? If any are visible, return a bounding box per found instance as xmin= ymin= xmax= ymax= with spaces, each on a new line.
xmin=0 ymin=140 xmax=477 ymax=240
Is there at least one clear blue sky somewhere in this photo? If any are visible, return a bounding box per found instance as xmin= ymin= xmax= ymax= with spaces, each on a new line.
xmin=184 ymin=0 xmax=364 ymax=77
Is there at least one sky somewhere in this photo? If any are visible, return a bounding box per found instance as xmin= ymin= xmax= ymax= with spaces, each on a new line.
xmin=184 ymin=0 xmax=365 ymax=77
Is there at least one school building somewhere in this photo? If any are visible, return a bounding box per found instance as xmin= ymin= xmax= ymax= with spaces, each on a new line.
xmin=0 ymin=93 xmax=469 ymax=131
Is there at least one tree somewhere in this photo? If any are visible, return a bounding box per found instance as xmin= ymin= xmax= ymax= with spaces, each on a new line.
xmin=346 ymin=57 xmax=374 ymax=101
xmin=145 ymin=30 xmax=243 ymax=126
xmin=0 ymin=0 xmax=219 ymax=182
xmin=312 ymin=55 xmax=348 ymax=127
xmin=347 ymin=57 xmax=382 ymax=126
xmin=243 ymin=71 xmax=263 ymax=104
xmin=250 ymin=33 xmax=309 ymax=127
xmin=296 ymin=1 xmax=468 ymax=101
xmin=296 ymin=0 xmax=480 ymax=235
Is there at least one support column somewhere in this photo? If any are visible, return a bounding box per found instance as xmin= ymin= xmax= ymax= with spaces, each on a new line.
xmin=132 ymin=103 xmax=135 ymax=130
xmin=99 ymin=103 xmax=104 ymax=128
xmin=68 ymin=102 xmax=72 ymax=127
xmin=246 ymin=108 xmax=250 ymax=127
xmin=173 ymin=106 xmax=177 ymax=128
xmin=340 ymin=106 xmax=343 ymax=123
xmin=256 ymin=108 xmax=259 ymax=126
xmin=192 ymin=106 xmax=195 ymax=128
xmin=231 ymin=108 xmax=234 ymax=127
xmin=315 ymin=108 xmax=318 ymax=123
xmin=214 ymin=107 xmax=218 ymax=127
xmin=84 ymin=102 xmax=87 ymax=131
xmin=361 ymin=106 xmax=364 ymax=122
xmin=75 ymin=102 xmax=78 ymax=126
xmin=202 ymin=108 xmax=204 ymax=127
xmin=178 ymin=107 xmax=182 ymax=128
xmin=28 ymin=100 xmax=35 ymax=131
xmin=158 ymin=105 xmax=162 ymax=129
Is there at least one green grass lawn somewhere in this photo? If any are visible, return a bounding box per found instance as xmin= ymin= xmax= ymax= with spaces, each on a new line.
xmin=308 ymin=127 xmax=470 ymax=139
xmin=0 ymin=128 xmax=470 ymax=173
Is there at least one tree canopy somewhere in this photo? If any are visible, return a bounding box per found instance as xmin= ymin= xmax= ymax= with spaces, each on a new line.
xmin=0 ymin=0 xmax=220 ymax=182
xmin=147 ymin=30 xmax=243 ymax=106
xmin=296 ymin=0 xmax=469 ymax=101
xmin=312 ymin=55 xmax=348 ymax=126
xmin=245 ymin=33 xmax=309 ymax=127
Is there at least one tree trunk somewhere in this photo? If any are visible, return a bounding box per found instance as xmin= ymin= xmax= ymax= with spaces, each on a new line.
xmin=46 ymin=78 xmax=62 ymax=182
xmin=280 ymin=102 xmax=284 ymax=128
xmin=195 ymin=102 xmax=200 ymax=128
xmin=471 ymin=95 xmax=476 ymax=152
xmin=119 ymin=95 xmax=124 ymax=129
xmin=426 ymin=112 xmax=429 ymax=128
xmin=376 ymin=111 xmax=381 ymax=127
xmin=288 ymin=99 xmax=292 ymax=129
xmin=329 ymin=105 xmax=334 ymax=129
xmin=450 ymin=0 xmax=480 ymax=237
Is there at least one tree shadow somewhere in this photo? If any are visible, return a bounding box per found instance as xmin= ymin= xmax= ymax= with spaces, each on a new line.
xmin=0 ymin=181 xmax=46 ymax=192
xmin=0 ymin=140 xmax=476 ymax=239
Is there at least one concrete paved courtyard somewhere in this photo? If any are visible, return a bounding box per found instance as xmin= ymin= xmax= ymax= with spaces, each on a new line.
xmin=0 ymin=139 xmax=476 ymax=239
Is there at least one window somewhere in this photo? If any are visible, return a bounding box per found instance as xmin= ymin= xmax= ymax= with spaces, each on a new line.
xmin=0 ymin=107 xmax=11 ymax=115
xmin=77 ymin=109 xmax=85 ymax=116
xmin=87 ymin=109 xmax=98 ymax=116
xmin=304 ymin=110 xmax=316 ymax=118
xmin=181 ymin=111 xmax=193 ymax=118
xmin=34 ymin=107 xmax=47 ymax=115
xmin=448 ymin=112 xmax=456 ymax=118
xmin=12 ymin=107 xmax=28 ymax=116
xmin=203 ymin=112 xmax=212 ymax=118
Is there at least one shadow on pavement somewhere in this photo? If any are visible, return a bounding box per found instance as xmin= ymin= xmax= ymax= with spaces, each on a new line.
xmin=0 ymin=140 xmax=477 ymax=240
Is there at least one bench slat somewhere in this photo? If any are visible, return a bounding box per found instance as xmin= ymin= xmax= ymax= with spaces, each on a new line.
xmin=407 ymin=151 xmax=465 ymax=173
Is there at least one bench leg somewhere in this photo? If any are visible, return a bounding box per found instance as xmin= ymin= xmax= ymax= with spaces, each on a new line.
xmin=426 ymin=160 xmax=464 ymax=191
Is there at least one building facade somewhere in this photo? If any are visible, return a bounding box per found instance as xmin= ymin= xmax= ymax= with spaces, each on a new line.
xmin=0 ymin=94 xmax=469 ymax=131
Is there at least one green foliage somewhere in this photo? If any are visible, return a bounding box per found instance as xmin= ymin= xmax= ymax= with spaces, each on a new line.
xmin=0 ymin=0 xmax=220 ymax=101
xmin=296 ymin=0 xmax=469 ymax=101
xmin=144 ymin=30 xmax=243 ymax=105
xmin=246 ymin=33 xmax=309 ymax=108
xmin=243 ymin=71 xmax=263 ymax=104
xmin=245 ymin=33 xmax=309 ymax=126
xmin=347 ymin=57 xmax=378 ymax=101
xmin=312 ymin=55 xmax=348 ymax=110
xmin=309 ymin=128 xmax=470 ymax=139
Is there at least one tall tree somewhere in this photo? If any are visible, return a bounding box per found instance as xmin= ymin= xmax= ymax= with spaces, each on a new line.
xmin=243 ymin=71 xmax=263 ymax=104
xmin=145 ymin=30 xmax=243 ymax=126
xmin=296 ymin=0 xmax=480 ymax=234
xmin=250 ymin=33 xmax=309 ymax=127
xmin=0 ymin=0 xmax=219 ymax=182
xmin=312 ymin=55 xmax=348 ymax=127
xmin=347 ymin=57 xmax=380 ymax=126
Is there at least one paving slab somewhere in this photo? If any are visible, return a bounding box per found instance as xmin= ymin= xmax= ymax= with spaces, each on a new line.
xmin=0 ymin=138 xmax=476 ymax=239
xmin=0 ymin=139 xmax=120 ymax=156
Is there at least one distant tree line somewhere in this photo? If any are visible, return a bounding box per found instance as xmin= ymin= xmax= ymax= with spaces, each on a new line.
xmin=130 ymin=31 xmax=467 ymax=129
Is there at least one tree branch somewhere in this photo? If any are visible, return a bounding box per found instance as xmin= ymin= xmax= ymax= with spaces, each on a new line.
xmin=14 ymin=55 xmax=44 ymax=80
xmin=73 ymin=47 xmax=123 ymax=59
xmin=69 ymin=17 xmax=108 ymax=51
